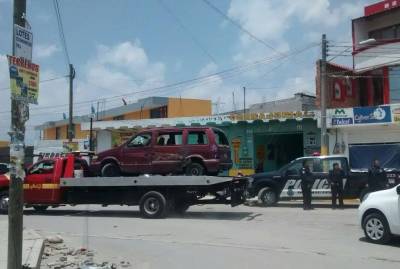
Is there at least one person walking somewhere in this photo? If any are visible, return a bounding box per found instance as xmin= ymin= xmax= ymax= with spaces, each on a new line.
xmin=328 ymin=163 xmax=345 ymax=209
xmin=300 ymin=160 xmax=314 ymax=210
xmin=368 ymin=159 xmax=387 ymax=192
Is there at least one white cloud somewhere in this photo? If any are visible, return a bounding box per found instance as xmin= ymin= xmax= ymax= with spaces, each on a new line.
xmin=34 ymin=44 xmax=59 ymax=59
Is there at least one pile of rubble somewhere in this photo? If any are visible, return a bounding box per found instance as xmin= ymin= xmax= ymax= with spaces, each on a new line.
xmin=41 ymin=235 xmax=132 ymax=269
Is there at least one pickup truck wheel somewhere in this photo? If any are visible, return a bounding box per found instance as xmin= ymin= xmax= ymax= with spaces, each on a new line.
xmin=33 ymin=206 xmax=48 ymax=213
xmin=258 ymin=187 xmax=278 ymax=206
xmin=185 ymin=163 xmax=204 ymax=176
xmin=139 ymin=191 xmax=167 ymax=219
xmin=0 ymin=192 xmax=9 ymax=214
xmin=101 ymin=163 xmax=121 ymax=177
xmin=363 ymin=213 xmax=391 ymax=244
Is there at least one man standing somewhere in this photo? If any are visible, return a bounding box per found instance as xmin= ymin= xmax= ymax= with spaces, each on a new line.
xmin=328 ymin=163 xmax=345 ymax=209
xmin=300 ymin=160 xmax=314 ymax=210
xmin=368 ymin=159 xmax=387 ymax=192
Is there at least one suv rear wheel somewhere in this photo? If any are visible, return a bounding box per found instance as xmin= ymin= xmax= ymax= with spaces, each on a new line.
xmin=101 ymin=163 xmax=121 ymax=177
xmin=363 ymin=213 xmax=391 ymax=244
xmin=185 ymin=162 xmax=205 ymax=176
xmin=258 ymin=187 xmax=278 ymax=206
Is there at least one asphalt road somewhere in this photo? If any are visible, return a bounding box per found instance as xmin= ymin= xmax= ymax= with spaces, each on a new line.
xmin=3 ymin=203 xmax=400 ymax=269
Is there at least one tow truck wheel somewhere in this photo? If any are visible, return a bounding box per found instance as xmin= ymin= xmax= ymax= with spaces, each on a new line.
xmin=139 ymin=191 xmax=168 ymax=219
xmin=101 ymin=163 xmax=121 ymax=177
xmin=185 ymin=162 xmax=205 ymax=176
xmin=258 ymin=187 xmax=278 ymax=206
xmin=0 ymin=192 xmax=9 ymax=214
xmin=33 ymin=206 xmax=48 ymax=213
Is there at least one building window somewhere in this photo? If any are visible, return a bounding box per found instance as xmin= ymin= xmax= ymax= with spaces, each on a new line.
xmin=55 ymin=127 xmax=61 ymax=139
xmin=305 ymin=133 xmax=317 ymax=146
xmin=369 ymin=24 xmax=400 ymax=40
xmin=150 ymin=106 xmax=168 ymax=119
xmin=113 ymin=115 xmax=124 ymax=120
xmin=389 ymin=66 xmax=400 ymax=103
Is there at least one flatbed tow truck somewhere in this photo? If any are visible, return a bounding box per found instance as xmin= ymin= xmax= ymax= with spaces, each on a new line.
xmin=0 ymin=153 xmax=248 ymax=218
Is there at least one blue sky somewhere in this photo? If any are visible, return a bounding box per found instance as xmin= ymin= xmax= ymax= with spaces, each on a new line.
xmin=0 ymin=0 xmax=375 ymax=143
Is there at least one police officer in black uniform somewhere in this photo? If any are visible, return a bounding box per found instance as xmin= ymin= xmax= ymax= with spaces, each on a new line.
xmin=368 ymin=159 xmax=387 ymax=192
xmin=328 ymin=163 xmax=345 ymax=209
xmin=300 ymin=160 xmax=314 ymax=210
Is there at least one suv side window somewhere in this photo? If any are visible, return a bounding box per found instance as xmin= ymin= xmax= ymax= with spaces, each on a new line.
xmin=213 ymin=129 xmax=229 ymax=146
xmin=156 ymin=132 xmax=183 ymax=146
xmin=127 ymin=133 xmax=152 ymax=147
xmin=187 ymin=131 xmax=208 ymax=145
xmin=321 ymin=158 xmax=347 ymax=173
xmin=286 ymin=161 xmax=303 ymax=176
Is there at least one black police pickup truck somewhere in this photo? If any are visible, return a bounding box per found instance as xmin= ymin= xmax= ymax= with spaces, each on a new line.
xmin=247 ymin=155 xmax=400 ymax=206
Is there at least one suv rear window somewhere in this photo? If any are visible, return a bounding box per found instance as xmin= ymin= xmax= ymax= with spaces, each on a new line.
xmin=157 ymin=132 xmax=183 ymax=146
xmin=188 ymin=131 xmax=208 ymax=145
xmin=213 ymin=129 xmax=229 ymax=146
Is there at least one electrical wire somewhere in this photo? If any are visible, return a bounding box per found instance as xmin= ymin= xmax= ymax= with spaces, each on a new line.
xmin=0 ymin=75 xmax=68 ymax=92
xmin=200 ymin=0 xmax=285 ymax=56
xmin=53 ymin=0 xmax=71 ymax=67
xmin=156 ymin=0 xmax=218 ymax=64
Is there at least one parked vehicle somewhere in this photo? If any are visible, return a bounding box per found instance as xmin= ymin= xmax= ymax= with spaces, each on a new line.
xmin=247 ymin=155 xmax=400 ymax=206
xmin=0 ymin=163 xmax=9 ymax=175
xmin=90 ymin=127 xmax=232 ymax=177
xmin=0 ymin=153 xmax=247 ymax=218
xmin=358 ymin=184 xmax=400 ymax=244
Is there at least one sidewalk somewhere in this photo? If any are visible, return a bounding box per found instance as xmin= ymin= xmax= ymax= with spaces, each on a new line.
xmin=0 ymin=220 xmax=45 ymax=269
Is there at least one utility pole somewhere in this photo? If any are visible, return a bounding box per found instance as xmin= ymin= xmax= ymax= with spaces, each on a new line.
xmin=320 ymin=34 xmax=329 ymax=155
xmin=68 ymin=63 xmax=75 ymax=142
xmin=8 ymin=1 xmax=26 ymax=268
xmin=243 ymin=86 xmax=246 ymax=120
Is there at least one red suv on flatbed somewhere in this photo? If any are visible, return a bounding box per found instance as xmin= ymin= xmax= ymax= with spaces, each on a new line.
xmin=90 ymin=127 xmax=232 ymax=176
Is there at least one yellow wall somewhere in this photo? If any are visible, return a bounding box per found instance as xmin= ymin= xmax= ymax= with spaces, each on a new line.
xmin=0 ymin=141 xmax=9 ymax=147
xmin=43 ymin=124 xmax=87 ymax=140
xmin=43 ymin=127 xmax=56 ymax=140
xmin=167 ymin=98 xmax=211 ymax=118
xmin=124 ymin=109 xmax=151 ymax=120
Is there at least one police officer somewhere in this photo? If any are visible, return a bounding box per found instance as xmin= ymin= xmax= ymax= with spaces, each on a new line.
xmin=368 ymin=159 xmax=387 ymax=192
xmin=328 ymin=163 xmax=344 ymax=209
xmin=300 ymin=160 xmax=314 ymax=210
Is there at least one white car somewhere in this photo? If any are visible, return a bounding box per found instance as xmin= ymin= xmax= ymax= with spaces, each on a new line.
xmin=358 ymin=185 xmax=400 ymax=244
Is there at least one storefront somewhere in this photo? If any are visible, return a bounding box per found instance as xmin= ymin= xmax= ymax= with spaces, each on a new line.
xmin=81 ymin=112 xmax=320 ymax=175
xmin=326 ymin=104 xmax=400 ymax=169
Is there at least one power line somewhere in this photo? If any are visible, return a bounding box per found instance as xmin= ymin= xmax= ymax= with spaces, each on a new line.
xmin=156 ymin=0 xmax=218 ymax=64
xmin=200 ymin=0 xmax=285 ymax=56
xmin=0 ymin=75 xmax=68 ymax=92
xmin=53 ymin=0 xmax=71 ymax=67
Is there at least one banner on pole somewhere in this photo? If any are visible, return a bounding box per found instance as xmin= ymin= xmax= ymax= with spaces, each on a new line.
xmin=7 ymin=55 xmax=40 ymax=104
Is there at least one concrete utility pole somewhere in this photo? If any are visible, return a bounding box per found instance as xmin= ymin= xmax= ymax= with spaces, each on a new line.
xmin=68 ymin=63 xmax=75 ymax=142
xmin=8 ymin=1 xmax=26 ymax=268
xmin=320 ymin=34 xmax=329 ymax=155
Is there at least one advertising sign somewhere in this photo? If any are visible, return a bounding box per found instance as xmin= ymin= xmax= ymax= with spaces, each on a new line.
xmin=391 ymin=104 xmax=400 ymax=123
xmin=8 ymin=55 xmax=40 ymax=104
xmin=353 ymin=105 xmax=391 ymax=125
xmin=14 ymin=24 xmax=33 ymax=60
xmin=327 ymin=108 xmax=354 ymax=128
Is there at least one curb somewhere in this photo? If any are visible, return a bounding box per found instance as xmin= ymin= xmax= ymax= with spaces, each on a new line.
xmin=22 ymin=229 xmax=45 ymax=269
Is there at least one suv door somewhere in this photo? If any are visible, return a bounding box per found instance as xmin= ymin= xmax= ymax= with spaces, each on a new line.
xmin=121 ymin=132 xmax=153 ymax=174
xmin=152 ymin=131 xmax=184 ymax=174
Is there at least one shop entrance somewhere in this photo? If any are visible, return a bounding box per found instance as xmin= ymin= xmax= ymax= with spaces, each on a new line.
xmin=254 ymin=133 xmax=304 ymax=173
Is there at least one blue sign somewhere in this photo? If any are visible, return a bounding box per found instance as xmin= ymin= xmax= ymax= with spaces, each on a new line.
xmin=332 ymin=118 xmax=353 ymax=126
xmin=353 ymin=106 xmax=391 ymax=124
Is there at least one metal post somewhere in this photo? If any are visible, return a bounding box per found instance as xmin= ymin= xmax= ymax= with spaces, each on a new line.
xmin=320 ymin=34 xmax=329 ymax=155
xmin=68 ymin=63 xmax=75 ymax=142
xmin=243 ymin=86 xmax=246 ymax=120
xmin=8 ymin=1 xmax=26 ymax=268
xmin=89 ymin=116 xmax=93 ymax=152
